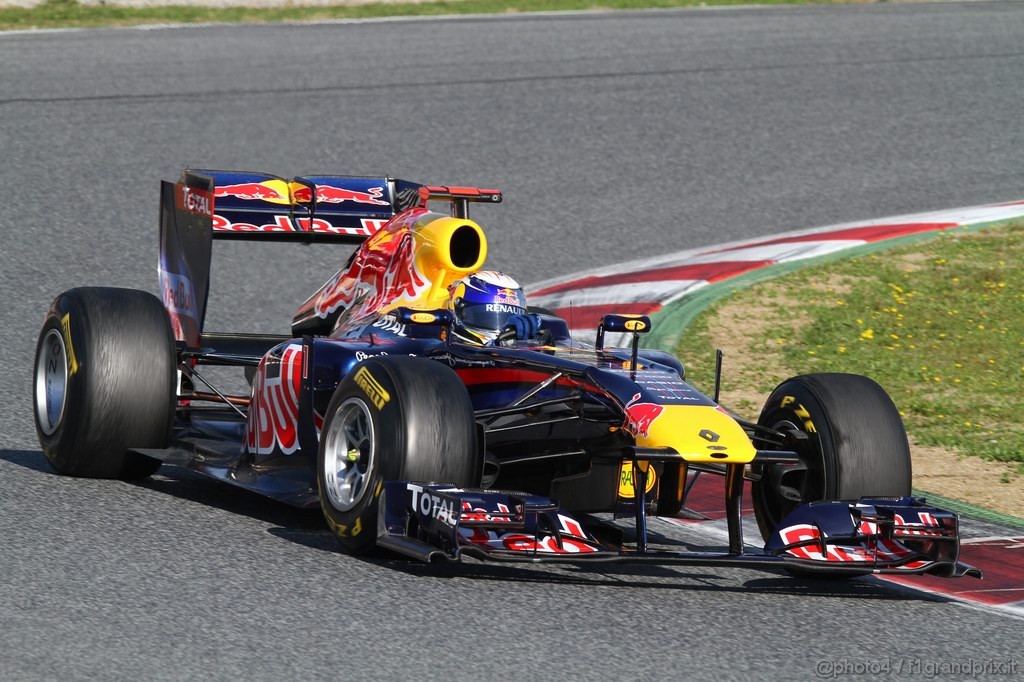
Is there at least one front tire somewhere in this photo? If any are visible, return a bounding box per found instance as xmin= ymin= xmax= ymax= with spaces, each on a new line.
xmin=316 ymin=355 xmax=480 ymax=554
xmin=752 ymin=373 xmax=912 ymax=542
xmin=33 ymin=287 xmax=175 ymax=479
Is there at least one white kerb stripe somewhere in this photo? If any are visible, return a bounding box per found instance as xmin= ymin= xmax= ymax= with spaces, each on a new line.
xmin=682 ymin=240 xmax=868 ymax=265
xmin=532 ymin=280 xmax=704 ymax=309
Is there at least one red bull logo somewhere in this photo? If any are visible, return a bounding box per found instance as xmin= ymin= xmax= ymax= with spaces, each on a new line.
xmin=493 ymin=287 xmax=520 ymax=306
xmin=247 ymin=344 xmax=304 ymax=456
xmin=214 ymin=182 xmax=289 ymax=202
xmin=623 ymin=392 xmax=664 ymax=440
xmin=210 ymin=213 xmax=378 ymax=236
xmin=214 ymin=181 xmax=389 ymax=206
xmin=307 ymin=185 xmax=389 ymax=206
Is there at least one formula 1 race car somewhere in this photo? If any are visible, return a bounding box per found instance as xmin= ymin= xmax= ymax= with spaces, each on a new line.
xmin=32 ymin=169 xmax=981 ymax=580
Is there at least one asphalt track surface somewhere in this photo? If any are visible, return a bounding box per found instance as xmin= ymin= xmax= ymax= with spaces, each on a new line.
xmin=2 ymin=3 xmax=1023 ymax=679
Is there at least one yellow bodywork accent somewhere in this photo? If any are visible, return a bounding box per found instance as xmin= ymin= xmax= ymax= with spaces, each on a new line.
xmin=413 ymin=215 xmax=488 ymax=306
xmin=636 ymin=405 xmax=757 ymax=464
xmin=367 ymin=213 xmax=488 ymax=315
xmin=243 ymin=179 xmax=293 ymax=205
xmin=288 ymin=181 xmax=312 ymax=203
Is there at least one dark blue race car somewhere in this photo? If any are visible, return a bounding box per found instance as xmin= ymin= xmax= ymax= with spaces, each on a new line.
xmin=32 ymin=169 xmax=981 ymax=580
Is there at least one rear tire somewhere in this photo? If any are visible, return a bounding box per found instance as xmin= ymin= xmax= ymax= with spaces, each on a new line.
xmin=33 ymin=287 xmax=175 ymax=479
xmin=316 ymin=355 xmax=480 ymax=554
xmin=752 ymin=373 xmax=912 ymax=541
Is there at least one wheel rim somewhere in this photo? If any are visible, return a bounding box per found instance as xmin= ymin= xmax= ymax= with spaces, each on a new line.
xmin=322 ymin=397 xmax=375 ymax=512
xmin=35 ymin=328 xmax=68 ymax=436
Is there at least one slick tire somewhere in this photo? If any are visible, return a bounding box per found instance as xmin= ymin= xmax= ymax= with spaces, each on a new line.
xmin=317 ymin=355 xmax=480 ymax=554
xmin=33 ymin=287 xmax=175 ymax=479
xmin=752 ymin=374 xmax=911 ymax=575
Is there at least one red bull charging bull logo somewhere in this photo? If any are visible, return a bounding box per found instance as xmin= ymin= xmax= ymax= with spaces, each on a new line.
xmin=623 ymin=392 xmax=664 ymax=440
xmin=215 ymin=182 xmax=389 ymax=206
xmin=313 ymin=213 xmax=430 ymax=320
xmin=214 ymin=182 xmax=289 ymax=202
xmin=299 ymin=185 xmax=389 ymax=206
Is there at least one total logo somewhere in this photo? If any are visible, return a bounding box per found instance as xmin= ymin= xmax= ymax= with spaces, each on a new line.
xmin=407 ymin=483 xmax=458 ymax=525
xmin=176 ymin=185 xmax=213 ymax=217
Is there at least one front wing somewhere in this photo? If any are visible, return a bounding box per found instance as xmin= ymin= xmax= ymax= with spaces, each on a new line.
xmin=377 ymin=482 xmax=982 ymax=578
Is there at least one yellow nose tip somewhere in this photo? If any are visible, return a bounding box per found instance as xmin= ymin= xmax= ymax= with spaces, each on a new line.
xmin=635 ymin=405 xmax=757 ymax=464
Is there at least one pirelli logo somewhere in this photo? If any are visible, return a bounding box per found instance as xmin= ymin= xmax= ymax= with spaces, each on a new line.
xmin=355 ymin=367 xmax=390 ymax=409
xmin=60 ymin=313 xmax=79 ymax=376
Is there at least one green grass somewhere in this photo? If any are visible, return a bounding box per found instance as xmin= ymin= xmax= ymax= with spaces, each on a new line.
xmin=1 ymin=0 xmax=854 ymax=32
xmin=675 ymin=221 xmax=1024 ymax=470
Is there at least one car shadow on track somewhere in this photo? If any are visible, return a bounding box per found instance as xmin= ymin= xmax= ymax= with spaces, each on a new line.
xmin=0 ymin=449 xmax=52 ymax=473
xmin=0 ymin=450 xmax=957 ymax=604
xmin=268 ymin=517 xmax=951 ymax=604
xmin=137 ymin=466 xmax=329 ymax=530
xmin=0 ymin=448 xmax=327 ymax=532
xmin=370 ymin=556 xmax=949 ymax=602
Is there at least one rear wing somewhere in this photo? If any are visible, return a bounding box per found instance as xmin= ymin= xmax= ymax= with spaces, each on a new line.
xmin=158 ymin=169 xmax=502 ymax=346
xmin=195 ymin=169 xmax=427 ymax=244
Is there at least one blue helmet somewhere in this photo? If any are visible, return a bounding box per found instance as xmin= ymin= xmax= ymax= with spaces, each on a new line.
xmin=447 ymin=271 xmax=528 ymax=344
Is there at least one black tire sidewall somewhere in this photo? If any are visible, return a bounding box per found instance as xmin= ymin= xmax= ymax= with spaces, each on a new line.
xmin=34 ymin=308 xmax=87 ymax=472
xmin=317 ymin=356 xmax=479 ymax=553
xmin=753 ymin=373 xmax=912 ymax=541
xmin=33 ymin=288 xmax=175 ymax=479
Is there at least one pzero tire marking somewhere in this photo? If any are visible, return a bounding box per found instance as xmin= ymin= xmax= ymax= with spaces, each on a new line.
xmin=34 ymin=328 xmax=67 ymax=436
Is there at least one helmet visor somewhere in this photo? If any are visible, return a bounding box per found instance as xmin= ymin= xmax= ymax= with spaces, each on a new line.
xmin=459 ymin=302 xmax=526 ymax=333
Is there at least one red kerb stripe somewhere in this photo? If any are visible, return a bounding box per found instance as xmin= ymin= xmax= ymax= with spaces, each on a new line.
xmin=551 ymin=302 xmax=663 ymax=330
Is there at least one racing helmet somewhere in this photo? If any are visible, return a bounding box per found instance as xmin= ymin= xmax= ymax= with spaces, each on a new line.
xmin=447 ymin=271 xmax=528 ymax=344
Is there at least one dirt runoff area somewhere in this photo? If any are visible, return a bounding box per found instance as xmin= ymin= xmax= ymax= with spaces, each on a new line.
xmin=696 ymin=280 xmax=1024 ymax=520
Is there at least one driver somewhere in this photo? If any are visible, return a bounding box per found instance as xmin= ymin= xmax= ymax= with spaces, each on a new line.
xmin=447 ymin=271 xmax=542 ymax=345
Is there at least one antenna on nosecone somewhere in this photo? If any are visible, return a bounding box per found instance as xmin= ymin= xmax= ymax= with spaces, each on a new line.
xmin=569 ymin=300 xmax=574 ymax=355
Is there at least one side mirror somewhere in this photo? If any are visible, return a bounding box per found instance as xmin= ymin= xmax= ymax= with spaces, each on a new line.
xmin=596 ymin=314 xmax=651 ymax=350
xmin=596 ymin=314 xmax=652 ymax=378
